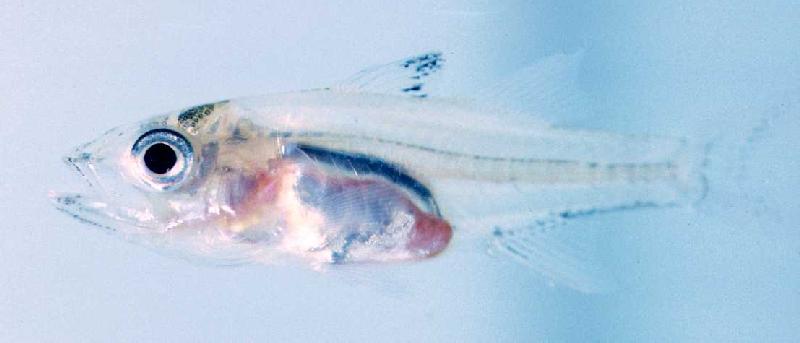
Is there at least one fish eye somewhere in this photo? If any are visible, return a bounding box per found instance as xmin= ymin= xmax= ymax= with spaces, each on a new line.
xmin=131 ymin=129 xmax=194 ymax=190
xmin=144 ymin=143 xmax=177 ymax=174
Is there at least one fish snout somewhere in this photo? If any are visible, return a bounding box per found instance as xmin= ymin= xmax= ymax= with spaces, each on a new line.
xmin=63 ymin=151 xmax=93 ymax=166
xmin=62 ymin=149 xmax=108 ymax=191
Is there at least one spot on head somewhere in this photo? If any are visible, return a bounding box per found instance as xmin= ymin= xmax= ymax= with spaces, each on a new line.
xmin=178 ymin=100 xmax=228 ymax=132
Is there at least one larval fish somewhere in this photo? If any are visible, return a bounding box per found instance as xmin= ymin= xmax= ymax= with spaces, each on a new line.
xmin=51 ymin=52 xmax=704 ymax=292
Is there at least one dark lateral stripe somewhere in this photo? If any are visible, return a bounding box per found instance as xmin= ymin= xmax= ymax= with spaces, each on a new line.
xmin=295 ymin=144 xmax=440 ymax=216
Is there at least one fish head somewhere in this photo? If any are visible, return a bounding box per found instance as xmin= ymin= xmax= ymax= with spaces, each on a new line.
xmin=50 ymin=100 xmax=279 ymax=258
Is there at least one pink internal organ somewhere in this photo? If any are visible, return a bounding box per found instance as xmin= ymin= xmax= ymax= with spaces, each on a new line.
xmin=226 ymin=162 xmax=452 ymax=262
xmin=302 ymin=176 xmax=452 ymax=262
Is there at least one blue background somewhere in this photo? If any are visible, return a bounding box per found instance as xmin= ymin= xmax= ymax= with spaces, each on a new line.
xmin=1 ymin=1 xmax=798 ymax=341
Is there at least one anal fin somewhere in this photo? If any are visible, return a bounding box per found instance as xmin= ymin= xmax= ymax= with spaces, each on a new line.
xmin=435 ymin=180 xmax=689 ymax=293
xmin=488 ymin=214 xmax=615 ymax=294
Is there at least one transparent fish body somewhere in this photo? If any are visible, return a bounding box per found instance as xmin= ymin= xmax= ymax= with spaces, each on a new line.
xmin=51 ymin=52 xmax=705 ymax=291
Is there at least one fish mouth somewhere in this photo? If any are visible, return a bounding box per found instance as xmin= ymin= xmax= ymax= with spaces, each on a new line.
xmin=49 ymin=191 xmax=119 ymax=232
xmin=50 ymin=153 xmax=118 ymax=231
xmin=50 ymin=150 xmax=154 ymax=232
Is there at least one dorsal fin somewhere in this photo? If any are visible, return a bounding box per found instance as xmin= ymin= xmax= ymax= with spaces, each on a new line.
xmin=475 ymin=50 xmax=591 ymax=125
xmin=333 ymin=52 xmax=444 ymax=98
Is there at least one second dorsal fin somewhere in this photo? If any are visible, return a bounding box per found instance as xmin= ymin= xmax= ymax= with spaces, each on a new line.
xmin=333 ymin=52 xmax=444 ymax=99
xmin=474 ymin=50 xmax=590 ymax=123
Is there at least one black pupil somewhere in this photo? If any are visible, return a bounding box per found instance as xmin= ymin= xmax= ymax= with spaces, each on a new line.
xmin=143 ymin=143 xmax=178 ymax=174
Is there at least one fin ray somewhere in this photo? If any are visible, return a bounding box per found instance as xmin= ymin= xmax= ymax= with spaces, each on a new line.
xmin=435 ymin=179 xmax=696 ymax=293
xmin=490 ymin=217 xmax=615 ymax=293
xmin=475 ymin=50 xmax=590 ymax=124
xmin=333 ymin=52 xmax=445 ymax=98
